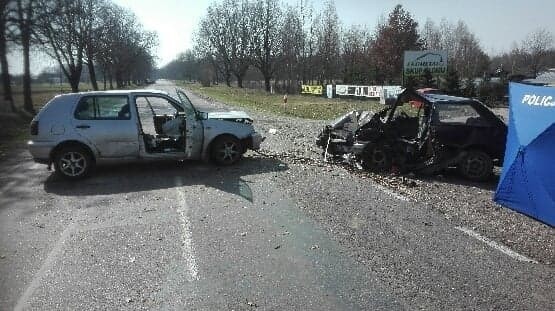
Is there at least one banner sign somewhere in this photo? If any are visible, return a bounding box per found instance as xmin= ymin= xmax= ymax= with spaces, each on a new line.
xmin=301 ymin=85 xmax=323 ymax=95
xmin=335 ymin=85 xmax=390 ymax=98
xmin=403 ymin=50 xmax=448 ymax=77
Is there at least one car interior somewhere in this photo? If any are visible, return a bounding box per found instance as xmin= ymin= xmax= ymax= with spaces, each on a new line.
xmin=135 ymin=96 xmax=187 ymax=153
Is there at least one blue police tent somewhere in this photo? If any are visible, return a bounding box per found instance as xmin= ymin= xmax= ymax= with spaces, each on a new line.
xmin=494 ymin=83 xmax=555 ymax=226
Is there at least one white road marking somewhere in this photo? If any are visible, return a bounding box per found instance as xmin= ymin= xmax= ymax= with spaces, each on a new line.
xmin=455 ymin=227 xmax=538 ymax=264
xmin=374 ymin=184 xmax=411 ymax=202
xmin=174 ymin=177 xmax=199 ymax=281
xmin=14 ymin=223 xmax=77 ymax=311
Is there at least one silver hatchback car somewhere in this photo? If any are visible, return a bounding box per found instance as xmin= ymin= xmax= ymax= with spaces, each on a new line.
xmin=28 ymin=89 xmax=263 ymax=179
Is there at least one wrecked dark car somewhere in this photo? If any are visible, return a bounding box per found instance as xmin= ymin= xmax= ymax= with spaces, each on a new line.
xmin=316 ymin=89 xmax=507 ymax=181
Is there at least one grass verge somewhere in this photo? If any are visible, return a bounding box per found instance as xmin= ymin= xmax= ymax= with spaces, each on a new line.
xmin=183 ymin=83 xmax=383 ymax=120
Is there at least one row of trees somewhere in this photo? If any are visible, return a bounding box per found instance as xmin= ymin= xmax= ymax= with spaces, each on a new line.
xmin=1 ymin=0 xmax=158 ymax=114
xmin=161 ymin=0 xmax=554 ymax=94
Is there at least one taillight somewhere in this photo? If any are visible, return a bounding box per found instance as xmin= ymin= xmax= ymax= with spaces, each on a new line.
xmin=30 ymin=121 xmax=39 ymax=135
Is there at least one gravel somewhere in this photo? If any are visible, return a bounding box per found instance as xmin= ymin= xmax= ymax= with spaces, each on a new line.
xmin=189 ymin=90 xmax=554 ymax=266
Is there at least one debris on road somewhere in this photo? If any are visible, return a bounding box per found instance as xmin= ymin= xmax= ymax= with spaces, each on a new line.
xmin=268 ymin=128 xmax=278 ymax=134
xmin=32 ymin=222 xmax=45 ymax=229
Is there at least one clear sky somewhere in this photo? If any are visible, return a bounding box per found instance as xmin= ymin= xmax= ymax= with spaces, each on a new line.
xmin=7 ymin=0 xmax=555 ymax=75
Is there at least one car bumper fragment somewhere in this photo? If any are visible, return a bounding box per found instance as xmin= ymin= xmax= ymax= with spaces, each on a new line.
xmin=27 ymin=140 xmax=55 ymax=163
xmin=250 ymin=132 xmax=264 ymax=150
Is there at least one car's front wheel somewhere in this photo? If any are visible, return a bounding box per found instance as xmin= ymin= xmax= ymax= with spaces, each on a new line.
xmin=54 ymin=145 xmax=93 ymax=180
xmin=361 ymin=143 xmax=391 ymax=172
xmin=458 ymin=150 xmax=493 ymax=181
xmin=211 ymin=135 xmax=243 ymax=165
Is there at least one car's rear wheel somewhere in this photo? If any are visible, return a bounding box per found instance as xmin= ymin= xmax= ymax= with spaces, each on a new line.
xmin=54 ymin=145 xmax=93 ymax=180
xmin=211 ymin=135 xmax=243 ymax=165
xmin=361 ymin=143 xmax=391 ymax=172
xmin=458 ymin=150 xmax=493 ymax=181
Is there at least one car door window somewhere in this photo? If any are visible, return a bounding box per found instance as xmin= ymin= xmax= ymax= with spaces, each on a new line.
xmin=436 ymin=103 xmax=481 ymax=125
xmin=74 ymin=96 xmax=130 ymax=120
xmin=137 ymin=96 xmax=180 ymax=116
xmin=74 ymin=97 xmax=95 ymax=120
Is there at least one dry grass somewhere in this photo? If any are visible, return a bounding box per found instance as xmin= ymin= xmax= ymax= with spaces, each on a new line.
xmin=184 ymin=83 xmax=383 ymax=120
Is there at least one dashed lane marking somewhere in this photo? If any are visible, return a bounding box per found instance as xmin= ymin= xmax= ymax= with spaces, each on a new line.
xmin=174 ymin=176 xmax=199 ymax=281
xmin=455 ymin=226 xmax=538 ymax=264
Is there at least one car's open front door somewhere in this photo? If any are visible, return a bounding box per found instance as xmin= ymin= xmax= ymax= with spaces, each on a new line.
xmin=176 ymin=89 xmax=204 ymax=159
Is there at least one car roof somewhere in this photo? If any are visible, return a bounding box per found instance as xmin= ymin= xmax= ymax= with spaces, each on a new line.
xmin=72 ymin=89 xmax=171 ymax=96
xmin=421 ymin=93 xmax=476 ymax=104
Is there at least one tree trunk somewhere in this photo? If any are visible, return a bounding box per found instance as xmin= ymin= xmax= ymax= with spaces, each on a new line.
xmin=68 ymin=67 xmax=82 ymax=92
xmin=224 ymin=71 xmax=231 ymax=87
xmin=69 ymin=76 xmax=80 ymax=92
xmin=264 ymin=76 xmax=271 ymax=92
xmin=102 ymin=68 xmax=107 ymax=90
xmin=0 ymin=30 xmax=15 ymax=112
xmin=236 ymin=75 xmax=243 ymax=88
xmin=87 ymin=61 xmax=98 ymax=90
xmin=22 ymin=35 xmax=34 ymax=114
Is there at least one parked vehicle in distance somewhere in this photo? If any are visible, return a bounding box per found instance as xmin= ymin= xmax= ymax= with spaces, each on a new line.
xmin=28 ymin=89 xmax=263 ymax=179
xmin=316 ymin=89 xmax=507 ymax=181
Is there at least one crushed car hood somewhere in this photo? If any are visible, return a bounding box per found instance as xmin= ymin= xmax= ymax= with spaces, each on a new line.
xmin=206 ymin=111 xmax=253 ymax=123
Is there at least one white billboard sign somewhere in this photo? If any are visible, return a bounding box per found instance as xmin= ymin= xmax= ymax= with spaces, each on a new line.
xmin=403 ymin=50 xmax=448 ymax=76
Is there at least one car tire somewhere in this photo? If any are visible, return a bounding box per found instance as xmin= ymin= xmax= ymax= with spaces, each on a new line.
xmin=458 ymin=150 xmax=493 ymax=181
xmin=361 ymin=143 xmax=391 ymax=172
xmin=211 ymin=135 xmax=243 ymax=166
xmin=53 ymin=145 xmax=93 ymax=180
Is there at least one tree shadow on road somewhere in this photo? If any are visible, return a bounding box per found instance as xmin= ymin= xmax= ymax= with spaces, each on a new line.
xmin=43 ymin=155 xmax=288 ymax=202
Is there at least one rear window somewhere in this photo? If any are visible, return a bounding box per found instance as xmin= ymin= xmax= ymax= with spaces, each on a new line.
xmin=74 ymin=96 xmax=130 ymax=120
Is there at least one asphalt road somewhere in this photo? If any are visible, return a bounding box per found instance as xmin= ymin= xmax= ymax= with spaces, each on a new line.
xmin=0 ymin=80 xmax=552 ymax=310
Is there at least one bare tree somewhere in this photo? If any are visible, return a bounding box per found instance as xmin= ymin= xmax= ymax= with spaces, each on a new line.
xmin=249 ymin=0 xmax=281 ymax=92
xmin=82 ymin=0 xmax=106 ymax=91
xmin=35 ymin=0 xmax=91 ymax=92
xmin=278 ymin=4 xmax=303 ymax=92
xmin=229 ymin=0 xmax=252 ymax=88
xmin=341 ymin=25 xmax=371 ymax=83
xmin=12 ymin=0 xmax=38 ymax=113
xmin=196 ymin=2 xmax=234 ymax=87
xmin=522 ymin=28 xmax=553 ymax=77
xmin=421 ymin=18 xmax=441 ymax=50
xmin=316 ymin=0 xmax=340 ymax=84
xmin=0 ymin=0 xmax=15 ymax=111
xmin=421 ymin=18 xmax=489 ymax=79
xmin=299 ymin=0 xmax=317 ymax=84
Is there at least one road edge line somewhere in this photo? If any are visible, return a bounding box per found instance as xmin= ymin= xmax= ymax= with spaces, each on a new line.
xmin=455 ymin=226 xmax=538 ymax=264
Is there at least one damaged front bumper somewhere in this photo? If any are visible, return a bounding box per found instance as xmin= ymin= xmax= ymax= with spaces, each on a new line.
xmin=247 ymin=132 xmax=264 ymax=150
